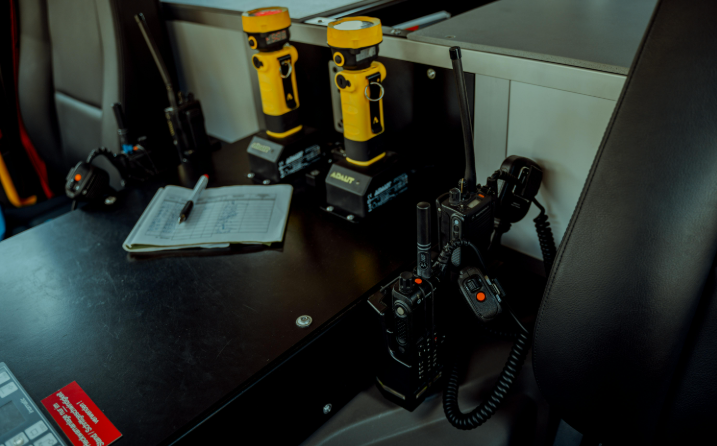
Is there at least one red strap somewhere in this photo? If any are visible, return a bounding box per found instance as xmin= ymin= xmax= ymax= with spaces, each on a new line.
xmin=9 ymin=0 xmax=53 ymax=198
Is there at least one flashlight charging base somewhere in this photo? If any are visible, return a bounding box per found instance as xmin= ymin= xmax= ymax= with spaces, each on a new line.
xmin=323 ymin=152 xmax=409 ymax=221
xmin=247 ymin=127 xmax=326 ymax=184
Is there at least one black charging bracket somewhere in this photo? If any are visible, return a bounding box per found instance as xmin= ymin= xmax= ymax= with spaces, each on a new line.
xmin=247 ymin=127 xmax=326 ymax=184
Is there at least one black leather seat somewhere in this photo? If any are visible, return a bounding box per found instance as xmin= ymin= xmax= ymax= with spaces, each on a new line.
xmin=1 ymin=0 xmax=177 ymax=236
xmin=15 ymin=0 xmax=174 ymax=193
xmin=533 ymin=0 xmax=717 ymax=443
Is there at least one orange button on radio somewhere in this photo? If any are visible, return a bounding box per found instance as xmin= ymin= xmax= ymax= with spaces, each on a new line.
xmin=476 ymin=292 xmax=486 ymax=302
xmin=74 ymin=174 xmax=82 ymax=181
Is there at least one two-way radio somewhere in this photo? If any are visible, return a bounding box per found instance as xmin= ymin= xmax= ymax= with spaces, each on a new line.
xmin=436 ymin=48 xmax=495 ymax=266
xmin=369 ymin=203 xmax=445 ymax=411
xmin=370 ymin=46 xmax=559 ymax=430
xmin=135 ymin=13 xmax=212 ymax=184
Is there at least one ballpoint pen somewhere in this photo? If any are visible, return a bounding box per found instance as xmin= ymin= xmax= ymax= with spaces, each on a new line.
xmin=178 ymin=174 xmax=208 ymax=223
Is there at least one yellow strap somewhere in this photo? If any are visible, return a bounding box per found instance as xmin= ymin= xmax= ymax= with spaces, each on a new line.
xmin=0 ymin=151 xmax=37 ymax=207
xmin=346 ymin=152 xmax=385 ymax=166
xmin=266 ymin=125 xmax=302 ymax=139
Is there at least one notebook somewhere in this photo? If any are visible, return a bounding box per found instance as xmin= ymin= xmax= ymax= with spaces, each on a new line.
xmin=122 ymin=184 xmax=292 ymax=252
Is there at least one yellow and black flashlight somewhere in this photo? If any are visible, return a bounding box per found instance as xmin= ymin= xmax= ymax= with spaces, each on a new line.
xmin=324 ymin=17 xmax=409 ymax=220
xmin=328 ymin=17 xmax=386 ymax=166
xmin=242 ymin=7 xmax=301 ymax=139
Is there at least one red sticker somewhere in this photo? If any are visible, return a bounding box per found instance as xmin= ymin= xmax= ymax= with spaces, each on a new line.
xmin=41 ymin=382 xmax=122 ymax=446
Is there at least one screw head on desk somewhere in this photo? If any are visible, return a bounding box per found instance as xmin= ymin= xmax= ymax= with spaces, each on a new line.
xmin=247 ymin=173 xmax=255 ymax=179
xmin=104 ymin=196 xmax=117 ymax=206
xmin=427 ymin=68 xmax=436 ymax=80
xmin=323 ymin=404 xmax=332 ymax=414
xmin=296 ymin=315 xmax=312 ymax=328
xmin=262 ymin=179 xmax=271 ymax=185
xmin=326 ymin=206 xmax=334 ymax=212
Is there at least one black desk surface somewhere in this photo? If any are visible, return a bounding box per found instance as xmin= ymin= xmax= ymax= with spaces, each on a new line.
xmin=0 ymin=139 xmax=417 ymax=445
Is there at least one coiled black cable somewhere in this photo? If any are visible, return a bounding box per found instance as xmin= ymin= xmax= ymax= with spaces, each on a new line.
xmin=532 ymin=199 xmax=557 ymax=274
xmin=477 ymin=322 xmax=519 ymax=340
xmin=438 ymin=237 xmax=531 ymax=430
xmin=437 ymin=238 xmax=490 ymax=277
xmin=488 ymin=218 xmax=512 ymax=257
xmin=443 ymin=325 xmax=530 ymax=430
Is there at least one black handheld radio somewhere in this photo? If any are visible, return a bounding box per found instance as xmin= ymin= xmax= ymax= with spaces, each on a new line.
xmin=370 ymin=46 xmax=559 ymax=431
xmin=369 ymin=202 xmax=445 ymax=411
xmin=135 ymin=13 xmax=212 ymax=182
xmin=436 ymin=47 xmax=495 ymax=266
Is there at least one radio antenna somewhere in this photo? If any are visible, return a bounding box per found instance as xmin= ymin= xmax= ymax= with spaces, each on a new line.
xmin=449 ymin=46 xmax=477 ymax=193
xmin=416 ymin=202 xmax=432 ymax=280
xmin=134 ymin=13 xmax=178 ymax=110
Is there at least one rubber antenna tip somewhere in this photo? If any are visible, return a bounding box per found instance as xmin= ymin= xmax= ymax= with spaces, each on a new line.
xmin=449 ymin=46 xmax=461 ymax=60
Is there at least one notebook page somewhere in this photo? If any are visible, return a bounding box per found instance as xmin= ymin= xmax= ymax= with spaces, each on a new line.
xmin=123 ymin=184 xmax=292 ymax=250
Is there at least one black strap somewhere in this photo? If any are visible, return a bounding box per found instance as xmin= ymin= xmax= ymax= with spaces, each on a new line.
xmin=367 ymin=73 xmax=383 ymax=134
xmin=278 ymin=55 xmax=297 ymax=109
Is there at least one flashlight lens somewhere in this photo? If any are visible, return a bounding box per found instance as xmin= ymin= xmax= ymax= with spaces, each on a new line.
xmin=334 ymin=20 xmax=374 ymax=31
xmin=251 ymin=9 xmax=283 ymax=16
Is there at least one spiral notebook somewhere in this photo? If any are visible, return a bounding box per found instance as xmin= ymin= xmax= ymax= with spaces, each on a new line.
xmin=122 ymin=184 xmax=293 ymax=252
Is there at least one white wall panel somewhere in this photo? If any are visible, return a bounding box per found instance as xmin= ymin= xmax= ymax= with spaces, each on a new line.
xmin=502 ymin=81 xmax=616 ymax=260
xmin=474 ymin=74 xmax=510 ymax=185
xmin=166 ymin=21 xmax=259 ymax=142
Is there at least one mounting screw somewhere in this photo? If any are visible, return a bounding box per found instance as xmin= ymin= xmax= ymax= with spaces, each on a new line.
xmin=296 ymin=315 xmax=312 ymax=328
xmin=323 ymin=404 xmax=332 ymax=414
xmin=427 ymin=69 xmax=436 ymax=80
xmin=247 ymin=173 xmax=255 ymax=179
xmin=326 ymin=206 xmax=334 ymax=212
xmin=347 ymin=215 xmax=355 ymax=221
xmin=262 ymin=179 xmax=270 ymax=185
xmin=310 ymin=170 xmax=320 ymax=176
xmin=120 ymin=180 xmax=126 ymax=187
xmin=104 ymin=196 xmax=117 ymax=205
xmin=445 ymin=35 xmax=456 ymax=39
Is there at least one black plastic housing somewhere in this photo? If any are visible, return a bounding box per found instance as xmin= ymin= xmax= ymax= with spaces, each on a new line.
xmin=325 ymin=152 xmax=409 ymax=219
xmin=437 ymin=187 xmax=495 ymax=264
xmin=247 ymin=27 xmax=290 ymax=52
xmin=457 ymin=266 xmax=503 ymax=323
xmin=65 ymin=161 xmax=110 ymax=201
xmin=495 ymin=155 xmax=543 ymax=224
xmin=368 ymin=272 xmax=445 ymax=411
xmin=329 ymin=44 xmax=380 ymax=70
xmin=247 ymin=128 xmax=323 ymax=183
xmin=164 ymin=97 xmax=211 ymax=163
